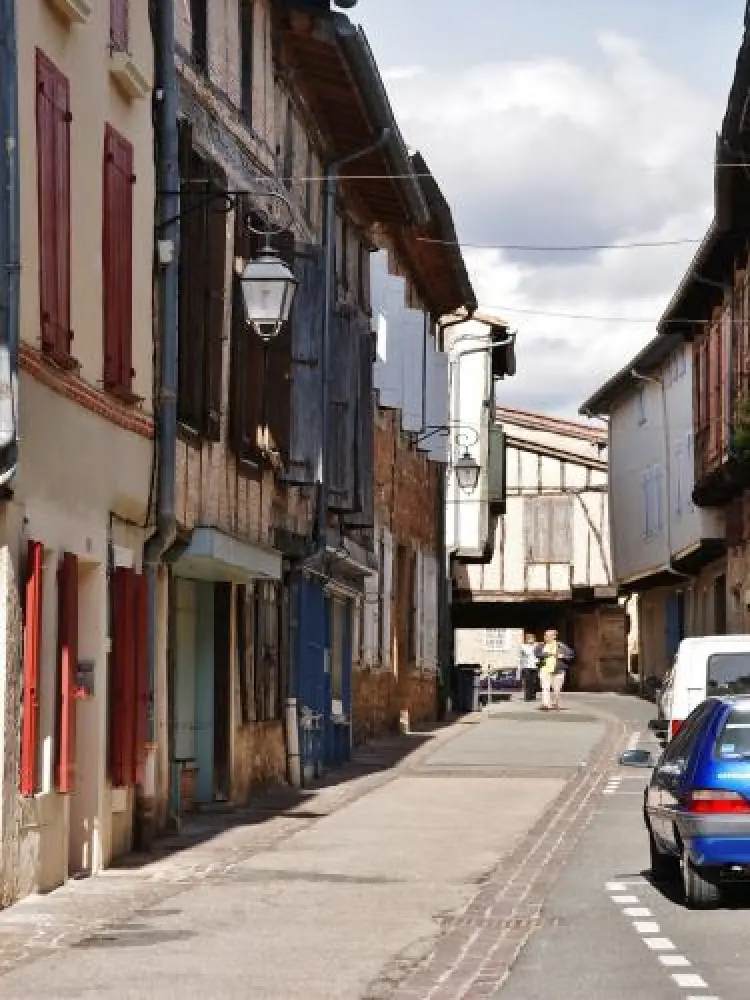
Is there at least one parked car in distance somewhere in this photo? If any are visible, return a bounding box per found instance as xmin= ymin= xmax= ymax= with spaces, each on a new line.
xmin=656 ymin=635 xmax=750 ymax=742
xmin=478 ymin=667 xmax=521 ymax=706
xmin=621 ymin=695 xmax=750 ymax=908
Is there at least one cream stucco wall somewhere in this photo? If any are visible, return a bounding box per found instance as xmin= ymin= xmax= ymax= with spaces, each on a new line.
xmin=1 ymin=0 xmax=156 ymax=903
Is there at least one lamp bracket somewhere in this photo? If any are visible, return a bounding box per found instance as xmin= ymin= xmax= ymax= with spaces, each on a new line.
xmin=157 ymin=184 xmax=294 ymax=235
xmin=416 ymin=423 xmax=480 ymax=449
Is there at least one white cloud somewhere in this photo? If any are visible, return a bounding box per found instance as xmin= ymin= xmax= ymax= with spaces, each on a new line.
xmin=384 ymin=32 xmax=723 ymax=416
xmin=382 ymin=65 xmax=425 ymax=82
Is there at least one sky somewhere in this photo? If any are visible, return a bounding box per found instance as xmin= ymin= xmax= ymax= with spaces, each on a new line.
xmin=355 ymin=0 xmax=748 ymax=418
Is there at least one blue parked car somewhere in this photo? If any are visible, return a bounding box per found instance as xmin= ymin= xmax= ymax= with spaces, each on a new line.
xmin=621 ymin=695 xmax=750 ymax=908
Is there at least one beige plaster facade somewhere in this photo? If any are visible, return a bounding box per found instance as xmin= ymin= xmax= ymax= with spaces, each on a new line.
xmin=0 ymin=0 xmax=155 ymax=903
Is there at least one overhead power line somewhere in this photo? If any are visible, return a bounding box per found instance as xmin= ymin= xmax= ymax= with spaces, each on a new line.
xmin=416 ymin=237 xmax=701 ymax=252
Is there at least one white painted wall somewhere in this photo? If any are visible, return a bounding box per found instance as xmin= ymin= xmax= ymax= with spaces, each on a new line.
xmin=460 ymin=415 xmax=612 ymax=597
xmin=608 ymin=343 xmax=723 ymax=586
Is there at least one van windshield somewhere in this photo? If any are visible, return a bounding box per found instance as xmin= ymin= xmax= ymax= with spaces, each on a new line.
xmin=707 ymin=653 xmax=750 ymax=695
xmin=715 ymin=708 xmax=750 ymax=759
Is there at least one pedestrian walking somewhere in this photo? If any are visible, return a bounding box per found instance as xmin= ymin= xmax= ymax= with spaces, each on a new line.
xmin=534 ymin=628 xmax=574 ymax=711
xmin=519 ymin=633 xmax=538 ymax=701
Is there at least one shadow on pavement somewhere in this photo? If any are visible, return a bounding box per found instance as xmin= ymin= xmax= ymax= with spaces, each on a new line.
xmin=111 ymin=723 xmax=458 ymax=874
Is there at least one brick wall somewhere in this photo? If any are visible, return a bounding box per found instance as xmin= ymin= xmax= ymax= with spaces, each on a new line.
xmin=353 ymin=669 xmax=437 ymax=745
xmin=353 ymin=408 xmax=441 ymax=743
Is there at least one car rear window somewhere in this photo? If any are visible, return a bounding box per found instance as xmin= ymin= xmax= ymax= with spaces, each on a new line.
xmin=715 ymin=708 xmax=750 ymax=759
xmin=706 ymin=652 xmax=750 ymax=695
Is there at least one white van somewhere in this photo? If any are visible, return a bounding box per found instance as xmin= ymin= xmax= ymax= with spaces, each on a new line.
xmin=664 ymin=635 xmax=750 ymax=741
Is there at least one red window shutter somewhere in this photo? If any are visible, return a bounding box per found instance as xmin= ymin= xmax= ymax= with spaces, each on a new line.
xmin=102 ymin=125 xmax=134 ymax=394
xmin=110 ymin=0 xmax=129 ymax=52
xmin=36 ymin=51 xmax=72 ymax=361
xmin=111 ymin=567 xmax=136 ymax=786
xmin=56 ymin=552 xmax=78 ymax=793
xmin=20 ymin=541 xmax=44 ymax=796
xmin=134 ymin=572 xmax=149 ymax=784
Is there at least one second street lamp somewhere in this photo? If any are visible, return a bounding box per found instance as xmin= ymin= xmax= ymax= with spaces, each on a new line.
xmin=240 ymin=240 xmax=298 ymax=342
xmin=454 ymin=448 xmax=480 ymax=493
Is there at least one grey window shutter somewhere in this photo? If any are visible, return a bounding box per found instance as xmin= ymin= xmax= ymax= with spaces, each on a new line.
xmin=327 ymin=310 xmax=357 ymax=510
xmin=286 ymin=245 xmax=325 ymax=485
xmin=344 ymin=317 xmax=375 ymax=528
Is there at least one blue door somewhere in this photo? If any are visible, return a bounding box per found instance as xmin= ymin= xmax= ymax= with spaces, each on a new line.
xmin=297 ymin=579 xmax=326 ymax=780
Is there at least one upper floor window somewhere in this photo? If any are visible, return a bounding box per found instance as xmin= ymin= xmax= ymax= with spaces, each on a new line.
xmin=36 ymin=50 xmax=72 ymax=365
xmin=239 ymin=0 xmax=254 ymax=124
xmin=190 ymin=0 xmax=208 ymax=74
xmin=178 ymin=134 xmax=226 ymax=439
xmin=102 ymin=125 xmax=136 ymax=398
xmin=641 ymin=466 xmax=665 ymax=539
xmin=110 ymin=0 xmax=129 ymax=53
xmin=524 ymin=495 xmax=573 ymax=564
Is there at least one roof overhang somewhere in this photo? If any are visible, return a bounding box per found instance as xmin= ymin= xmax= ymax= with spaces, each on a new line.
xmin=278 ymin=10 xmax=429 ymax=228
xmin=395 ymin=152 xmax=477 ymax=317
xmin=579 ymin=332 xmax=683 ymax=416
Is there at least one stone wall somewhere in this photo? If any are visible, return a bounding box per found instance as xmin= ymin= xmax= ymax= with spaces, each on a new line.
xmin=0 ymin=543 xmax=22 ymax=907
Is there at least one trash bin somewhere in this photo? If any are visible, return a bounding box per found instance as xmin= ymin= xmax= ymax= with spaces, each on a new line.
xmin=456 ymin=664 xmax=482 ymax=713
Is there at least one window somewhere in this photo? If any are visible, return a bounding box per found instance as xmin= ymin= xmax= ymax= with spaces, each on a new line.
xmin=109 ymin=567 xmax=148 ymax=787
xmin=109 ymin=0 xmax=129 ymax=53
xmin=102 ymin=125 xmax=135 ymax=396
xmin=36 ymin=50 xmax=72 ymax=364
xmin=20 ymin=541 xmax=44 ymax=796
xmin=641 ymin=467 xmax=665 ymax=539
xmin=484 ymin=629 xmax=509 ymax=652
xmin=715 ymin=707 xmax=750 ymax=759
xmin=237 ymin=583 xmax=282 ymax=723
xmin=707 ymin=651 xmax=750 ymax=695
xmin=178 ymin=139 xmax=226 ymax=439
xmin=523 ymin=495 xmax=573 ymax=563
xmin=190 ymin=0 xmax=208 ymax=73
xmin=239 ymin=0 xmax=253 ymax=123
xmin=662 ymin=701 xmax=714 ymax=767
xmin=229 ymin=204 xmax=294 ymax=465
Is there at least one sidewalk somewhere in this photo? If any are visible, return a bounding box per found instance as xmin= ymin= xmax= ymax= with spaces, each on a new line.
xmin=0 ymin=695 xmax=624 ymax=999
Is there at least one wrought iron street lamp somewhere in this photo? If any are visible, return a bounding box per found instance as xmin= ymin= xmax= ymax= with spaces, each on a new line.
xmin=240 ymin=238 xmax=298 ymax=342
xmin=454 ymin=447 xmax=480 ymax=493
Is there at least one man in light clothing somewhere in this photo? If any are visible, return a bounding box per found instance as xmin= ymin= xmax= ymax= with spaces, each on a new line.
xmin=534 ymin=629 xmax=574 ymax=711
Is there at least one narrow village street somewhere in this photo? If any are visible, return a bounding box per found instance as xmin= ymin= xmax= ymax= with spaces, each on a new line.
xmin=0 ymin=694 xmax=682 ymax=999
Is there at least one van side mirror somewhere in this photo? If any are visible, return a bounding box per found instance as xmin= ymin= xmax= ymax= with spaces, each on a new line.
xmin=618 ymin=749 xmax=654 ymax=768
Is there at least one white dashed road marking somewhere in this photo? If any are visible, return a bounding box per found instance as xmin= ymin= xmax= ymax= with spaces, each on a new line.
xmin=606 ymin=883 xmax=720 ymax=998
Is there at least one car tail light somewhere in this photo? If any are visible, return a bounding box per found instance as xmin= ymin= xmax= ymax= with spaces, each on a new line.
xmin=669 ymin=719 xmax=683 ymax=740
xmin=687 ymin=790 xmax=750 ymax=814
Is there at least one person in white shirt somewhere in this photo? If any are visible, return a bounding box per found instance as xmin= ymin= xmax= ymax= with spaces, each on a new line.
xmin=519 ymin=633 xmax=539 ymax=702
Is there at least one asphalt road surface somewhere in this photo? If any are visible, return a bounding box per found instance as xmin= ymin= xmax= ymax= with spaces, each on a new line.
xmin=498 ymin=694 xmax=750 ymax=1000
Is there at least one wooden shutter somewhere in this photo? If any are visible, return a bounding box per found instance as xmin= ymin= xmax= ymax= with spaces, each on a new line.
xmin=345 ymin=321 xmax=375 ymax=527
xmin=134 ymin=572 xmax=149 ymax=783
xmin=265 ymin=231 xmax=296 ymax=459
xmin=56 ymin=552 xmax=78 ymax=793
xmin=103 ymin=125 xmax=135 ymax=394
xmin=327 ymin=311 xmax=357 ymax=509
xmin=205 ymin=197 xmax=226 ymax=440
xmin=20 ymin=541 xmax=44 ymax=796
xmin=286 ymin=245 xmax=325 ymax=484
xmin=551 ymin=497 xmax=573 ymax=563
xmin=110 ymin=0 xmax=129 ymax=52
xmin=382 ymin=528 xmax=393 ymax=668
xmin=111 ymin=567 xmax=136 ymax=786
xmin=36 ymin=50 xmax=71 ymax=362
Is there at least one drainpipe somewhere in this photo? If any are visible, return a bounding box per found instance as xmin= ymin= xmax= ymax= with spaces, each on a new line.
xmin=140 ymin=0 xmax=180 ymax=834
xmin=0 ymin=0 xmax=20 ymax=487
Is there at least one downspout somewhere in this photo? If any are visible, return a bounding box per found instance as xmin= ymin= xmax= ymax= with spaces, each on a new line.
xmin=141 ymin=0 xmax=180 ymax=824
xmin=0 ymin=0 xmax=20 ymax=487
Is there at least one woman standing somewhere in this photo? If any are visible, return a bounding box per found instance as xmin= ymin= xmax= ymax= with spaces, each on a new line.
xmin=519 ymin=633 xmax=539 ymax=702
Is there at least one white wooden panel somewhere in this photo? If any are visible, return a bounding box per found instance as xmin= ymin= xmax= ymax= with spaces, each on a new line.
xmin=414 ymin=548 xmax=424 ymax=668
xmin=503 ymin=497 xmax=526 ymax=592
xmin=519 ymin=451 xmax=540 ymax=491
xmin=506 ymin=445 xmax=520 ymax=491
xmin=540 ymin=456 xmax=562 ymax=488
xmin=527 ymin=565 xmax=547 ymax=591
xmin=563 ymin=462 xmax=588 ymax=489
xmin=401 ymin=309 xmax=425 ymax=432
xmin=549 ymin=564 xmax=570 ymax=590
xmin=571 ymin=494 xmax=589 ymax=585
